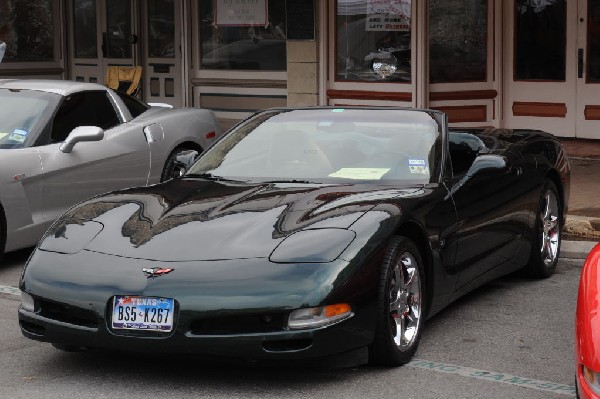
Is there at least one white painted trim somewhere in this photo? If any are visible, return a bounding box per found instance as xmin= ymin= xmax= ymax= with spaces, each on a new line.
xmin=197 ymin=86 xmax=287 ymax=96
xmin=195 ymin=70 xmax=288 ymax=80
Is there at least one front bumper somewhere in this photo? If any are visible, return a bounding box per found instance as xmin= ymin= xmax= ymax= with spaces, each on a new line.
xmin=18 ymin=303 xmax=374 ymax=364
xmin=19 ymin=249 xmax=378 ymax=364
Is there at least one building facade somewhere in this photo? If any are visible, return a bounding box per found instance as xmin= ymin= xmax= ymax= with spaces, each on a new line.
xmin=1 ymin=0 xmax=599 ymax=138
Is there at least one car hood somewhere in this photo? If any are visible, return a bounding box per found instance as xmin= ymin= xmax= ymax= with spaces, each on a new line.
xmin=42 ymin=179 xmax=421 ymax=262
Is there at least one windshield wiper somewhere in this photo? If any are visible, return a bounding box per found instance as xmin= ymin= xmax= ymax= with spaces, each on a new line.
xmin=261 ymin=179 xmax=318 ymax=184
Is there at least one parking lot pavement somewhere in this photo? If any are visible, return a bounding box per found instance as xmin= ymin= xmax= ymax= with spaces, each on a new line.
xmin=0 ymin=249 xmax=582 ymax=398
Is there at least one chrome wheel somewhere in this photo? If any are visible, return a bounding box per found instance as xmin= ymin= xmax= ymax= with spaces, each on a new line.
xmin=389 ymin=251 xmax=422 ymax=351
xmin=525 ymin=180 xmax=561 ymax=278
xmin=371 ymin=236 xmax=425 ymax=365
xmin=540 ymin=190 xmax=560 ymax=267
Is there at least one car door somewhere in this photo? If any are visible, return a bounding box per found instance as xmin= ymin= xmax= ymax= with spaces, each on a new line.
xmin=445 ymin=133 xmax=528 ymax=288
xmin=38 ymin=90 xmax=151 ymax=227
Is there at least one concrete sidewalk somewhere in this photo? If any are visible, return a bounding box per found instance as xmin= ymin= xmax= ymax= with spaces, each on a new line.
xmin=561 ymin=240 xmax=598 ymax=259
xmin=559 ymin=138 xmax=600 ymax=259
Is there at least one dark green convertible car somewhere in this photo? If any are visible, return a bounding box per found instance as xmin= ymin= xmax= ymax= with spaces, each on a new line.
xmin=18 ymin=107 xmax=569 ymax=367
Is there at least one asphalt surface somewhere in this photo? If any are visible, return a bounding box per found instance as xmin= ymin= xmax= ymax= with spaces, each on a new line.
xmin=0 ymin=248 xmax=582 ymax=399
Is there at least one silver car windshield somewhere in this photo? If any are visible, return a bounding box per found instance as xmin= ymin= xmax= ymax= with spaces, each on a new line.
xmin=0 ymin=89 xmax=59 ymax=149
xmin=187 ymin=108 xmax=442 ymax=184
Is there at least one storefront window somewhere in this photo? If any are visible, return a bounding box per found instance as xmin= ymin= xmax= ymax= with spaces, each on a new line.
xmin=429 ymin=0 xmax=487 ymax=83
xmin=200 ymin=0 xmax=287 ymax=70
xmin=515 ymin=0 xmax=566 ymax=81
xmin=336 ymin=0 xmax=412 ymax=82
xmin=0 ymin=0 xmax=54 ymax=62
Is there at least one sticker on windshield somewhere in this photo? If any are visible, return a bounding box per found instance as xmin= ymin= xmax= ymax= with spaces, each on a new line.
xmin=409 ymin=166 xmax=430 ymax=175
xmin=409 ymin=159 xmax=427 ymax=166
xmin=8 ymin=128 xmax=28 ymax=143
xmin=329 ymin=168 xmax=390 ymax=180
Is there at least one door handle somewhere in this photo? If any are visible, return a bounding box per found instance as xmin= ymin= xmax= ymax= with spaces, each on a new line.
xmin=578 ymin=48 xmax=584 ymax=78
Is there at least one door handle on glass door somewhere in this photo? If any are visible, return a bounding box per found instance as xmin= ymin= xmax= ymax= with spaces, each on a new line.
xmin=578 ymin=48 xmax=584 ymax=79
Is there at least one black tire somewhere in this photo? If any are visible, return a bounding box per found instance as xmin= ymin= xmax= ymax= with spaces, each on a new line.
xmin=160 ymin=145 xmax=198 ymax=182
xmin=370 ymin=236 xmax=426 ymax=366
xmin=525 ymin=180 xmax=562 ymax=278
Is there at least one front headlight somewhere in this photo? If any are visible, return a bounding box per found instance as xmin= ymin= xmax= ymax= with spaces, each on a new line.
xmin=288 ymin=304 xmax=353 ymax=329
xmin=39 ymin=220 xmax=103 ymax=254
xmin=583 ymin=365 xmax=600 ymax=395
xmin=269 ymin=228 xmax=355 ymax=264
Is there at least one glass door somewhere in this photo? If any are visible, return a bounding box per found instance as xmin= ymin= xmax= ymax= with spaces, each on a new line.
xmin=69 ymin=0 xmax=136 ymax=85
xmin=503 ymin=0 xmax=578 ymax=137
xmin=576 ymin=0 xmax=600 ymax=139
xmin=102 ymin=0 xmax=135 ymax=72
xmin=141 ymin=0 xmax=182 ymax=107
xmin=69 ymin=0 xmax=102 ymax=83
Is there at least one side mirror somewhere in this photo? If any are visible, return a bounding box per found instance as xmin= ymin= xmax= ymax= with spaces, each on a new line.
xmin=60 ymin=126 xmax=104 ymax=153
xmin=466 ymin=154 xmax=509 ymax=178
xmin=173 ymin=150 xmax=200 ymax=178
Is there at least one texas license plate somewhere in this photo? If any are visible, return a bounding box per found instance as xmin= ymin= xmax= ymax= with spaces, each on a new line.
xmin=112 ymin=296 xmax=174 ymax=332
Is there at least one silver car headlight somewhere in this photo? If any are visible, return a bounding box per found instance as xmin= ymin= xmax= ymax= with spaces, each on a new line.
xmin=269 ymin=228 xmax=356 ymax=264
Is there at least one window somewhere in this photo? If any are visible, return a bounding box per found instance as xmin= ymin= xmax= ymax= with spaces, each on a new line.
xmin=51 ymin=92 xmax=120 ymax=143
xmin=73 ymin=0 xmax=97 ymax=58
xmin=106 ymin=0 xmax=132 ymax=59
xmin=0 ymin=0 xmax=55 ymax=62
xmin=199 ymin=0 xmax=287 ymax=70
xmin=336 ymin=0 xmax=412 ymax=82
xmin=588 ymin=0 xmax=600 ymax=82
xmin=515 ymin=0 xmax=566 ymax=81
xmin=148 ymin=0 xmax=175 ymax=58
xmin=429 ymin=0 xmax=487 ymax=83
xmin=115 ymin=91 xmax=150 ymax=119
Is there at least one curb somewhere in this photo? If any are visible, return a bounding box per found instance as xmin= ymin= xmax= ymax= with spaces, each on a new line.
xmin=560 ymin=240 xmax=598 ymax=260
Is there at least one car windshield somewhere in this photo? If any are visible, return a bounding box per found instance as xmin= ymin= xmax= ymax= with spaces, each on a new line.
xmin=187 ymin=108 xmax=442 ymax=184
xmin=0 ymin=88 xmax=60 ymax=149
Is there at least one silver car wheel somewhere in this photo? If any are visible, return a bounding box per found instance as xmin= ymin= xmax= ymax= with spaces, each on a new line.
xmin=540 ymin=190 xmax=560 ymax=266
xmin=389 ymin=251 xmax=422 ymax=351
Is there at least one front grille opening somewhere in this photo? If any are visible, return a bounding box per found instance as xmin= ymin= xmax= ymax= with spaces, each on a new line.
xmin=20 ymin=320 xmax=45 ymax=336
xmin=263 ymin=339 xmax=313 ymax=353
xmin=39 ymin=299 xmax=99 ymax=328
xmin=189 ymin=313 xmax=286 ymax=335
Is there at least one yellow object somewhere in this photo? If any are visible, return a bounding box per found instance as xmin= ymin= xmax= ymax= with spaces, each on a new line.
xmin=329 ymin=168 xmax=390 ymax=180
xmin=105 ymin=66 xmax=142 ymax=96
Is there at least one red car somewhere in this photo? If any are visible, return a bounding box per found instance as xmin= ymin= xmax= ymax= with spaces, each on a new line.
xmin=576 ymin=243 xmax=600 ymax=398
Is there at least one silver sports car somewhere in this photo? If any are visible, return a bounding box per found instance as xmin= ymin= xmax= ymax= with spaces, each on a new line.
xmin=0 ymin=79 xmax=222 ymax=259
